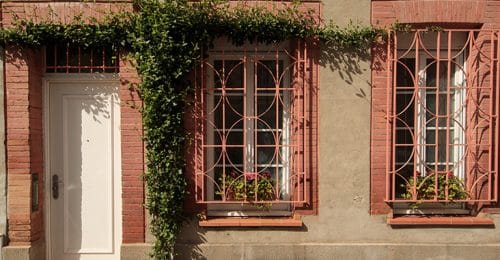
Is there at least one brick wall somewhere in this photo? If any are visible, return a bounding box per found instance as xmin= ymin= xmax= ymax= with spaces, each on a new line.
xmin=5 ymin=47 xmax=45 ymax=244
xmin=119 ymin=54 xmax=145 ymax=243
xmin=2 ymin=1 xmax=146 ymax=247
xmin=5 ymin=47 xmax=32 ymax=245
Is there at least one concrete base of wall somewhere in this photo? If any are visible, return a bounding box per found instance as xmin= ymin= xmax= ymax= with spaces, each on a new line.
xmin=175 ymin=243 xmax=500 ymax=260
xmin=121 ymin=243 xmax=152 ymax=260
xmin=3 ymin=240 xmax=45 ymax=260
xmin=2 ymin=242 xmax=150 ymax=260
xmin=2 ymin=246 xmax=30 ymax=260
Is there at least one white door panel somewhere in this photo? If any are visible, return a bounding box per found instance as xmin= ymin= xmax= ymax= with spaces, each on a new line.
xmin=48 ymin=79 xmax=121 ymax=260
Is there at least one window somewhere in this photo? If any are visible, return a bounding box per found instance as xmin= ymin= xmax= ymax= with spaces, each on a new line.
xmin=386 ymin=30 xmax=499 ymax=209
xmin=194 ymin=39 xmax=317 ymax=216
xmin=45 ymin=43 xmax=119 ymax=73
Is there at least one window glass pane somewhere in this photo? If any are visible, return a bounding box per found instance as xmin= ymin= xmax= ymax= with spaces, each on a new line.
xmin=396 ymin=93 xmax=414 ymax=127
xmin=394 ymin=165 xmax=413 ymax=199
xmin=210 ymin=129 xmax=223 ymax=146
xmin=425 ymin=93 xmax=455 ymax=127
xmin=80 ymin=47 xmax=92 ymax=73
xmin=426 ymin=117 xmax=438 ymax=131
xmin=437 ymin=130 xmax=448 ymax=162
xmin=426 ymin=131 xmax=436 ymax=145
xmin=226 ymin=147 xmax=244 ymax=165
xmin=212 ymin=147 xmax=223 ymax=165
xmin=226 ymin=131 xmax=244 ymax=146
xmin=256 ymin=94 xmax=283 ymax=129
xmin=426 ymin=93 xmax=435 ymax=117
xmin=92 ymin=49 xmax=104 ymax=73
xmin=67 ymin=45 xmax=80 ymax=73
xmin=46 ymin=44 xmax=118 ymax=73
xmin=257 ymin=60 xmax=284 ymax=89
xmin=426 ymin=59 xmax=456 ymax=91
xmin=396 ymin=129 xmax=413 ymax=145
xmin=214 ymin=95 xmax=244 ymax=130
xmin=56 ymin=45 xmax=67 ymax=73
xmin=46 ymin=46 xmax=55 ymax=72
xmin=256 ymin=147 xmax=276 ymax=166
xmin=104 ymin=46 xmax=118 ymax=72
xmin=214 ymin=60 xmax=244 ymax=88
xmin=396 ymin=58 xmax=415 ymax=87
xmin=395 ymin=146 xmax=413 ymax=164
xmin=257 ymin=131 xmax=280 ymax=145
xmin=426 ymin=146 xmax=435 ymax=164
xmin=425 ymin=130 xmax=451 ymax=163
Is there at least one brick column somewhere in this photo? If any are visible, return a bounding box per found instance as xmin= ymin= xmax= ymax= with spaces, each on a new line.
xmin=119 ymin=54 xmax=146 ymax=243
xmin=5 ymin=47 xmax=44 ymax=244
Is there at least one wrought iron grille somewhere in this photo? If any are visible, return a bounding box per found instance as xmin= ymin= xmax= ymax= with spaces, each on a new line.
xmin=386 ymin=29 xmax=499 ymax=203
xmin=194 ymin=40 xmax=315 ymax=206
xmin=45 ymin=43 xmax=119 ymax=73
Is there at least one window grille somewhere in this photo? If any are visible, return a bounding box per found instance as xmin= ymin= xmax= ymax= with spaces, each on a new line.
xmin=45 ymin=44 xmax=119 ymax=73
xmin=386 ymin=30 xmax=499 ymax=203
xmin=194 ymin=40 xmax=316 ymax=212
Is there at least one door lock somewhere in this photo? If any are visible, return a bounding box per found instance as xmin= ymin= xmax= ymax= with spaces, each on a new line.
xmin=52 ymin=175 xmax=61 ymax=199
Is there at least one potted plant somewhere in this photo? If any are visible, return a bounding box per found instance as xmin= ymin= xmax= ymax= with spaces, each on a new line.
xmin=216 ymin=171 xmax=275 ymax=206
xmin=400 ymin=171 xmax=469 ymax=201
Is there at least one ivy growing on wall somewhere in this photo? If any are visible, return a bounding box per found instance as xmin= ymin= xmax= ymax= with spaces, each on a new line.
xmin=0 ymin=0 xmax=380 ymax=258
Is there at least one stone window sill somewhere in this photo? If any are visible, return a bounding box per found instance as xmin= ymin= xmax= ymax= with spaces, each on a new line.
xmin=199 ymin=214 xmax=303 ymax=227
xmin=387 ymin=214 xmax=494 ymax=227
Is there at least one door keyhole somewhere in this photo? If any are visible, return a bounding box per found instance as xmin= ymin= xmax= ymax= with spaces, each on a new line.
xmin=52 ymin=175 xmax=60 ymax=199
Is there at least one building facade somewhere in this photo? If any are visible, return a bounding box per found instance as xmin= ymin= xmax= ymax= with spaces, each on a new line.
xmin=1 ymin=0 xmax=500 ymax=259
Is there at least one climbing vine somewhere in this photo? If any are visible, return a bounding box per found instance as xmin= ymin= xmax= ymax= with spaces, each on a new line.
xmin=0 ymin=0 xmax=380 ymax=258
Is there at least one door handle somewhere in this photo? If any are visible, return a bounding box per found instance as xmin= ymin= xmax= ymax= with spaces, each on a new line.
xmin=52 ymin=174 xmax=60 ymax=199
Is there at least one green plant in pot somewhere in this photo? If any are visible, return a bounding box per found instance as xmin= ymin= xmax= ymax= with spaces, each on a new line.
xmin=401 ymin=171 xmax=469 ymax=201
xmin=217 ymin=170 xmax=275 ymax=206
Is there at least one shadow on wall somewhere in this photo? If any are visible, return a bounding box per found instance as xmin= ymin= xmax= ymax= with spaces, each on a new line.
xmin=175 ymin=217 xmax=309 ymax=259
xmin=319 ymin=42 xmax=373 ymax=102
xmin=175 ymin=219 xmax=207 ymax=259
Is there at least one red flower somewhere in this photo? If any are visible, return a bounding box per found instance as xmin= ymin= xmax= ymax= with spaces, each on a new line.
xmin=416 ymin=171 xmax=422 ymax=176
xmin=244 ymin=172 xmax=257 ymax=181
xmin=263 ymin=171 xmax=271 ymax=179
xmin=447 ymin=172 xmax=454 ymax=177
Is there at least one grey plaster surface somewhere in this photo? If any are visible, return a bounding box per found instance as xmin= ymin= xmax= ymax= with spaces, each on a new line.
xmin=121 ymin=243 xmax=152 ymax=260
xmin=3 ymin=240 xmax=44 ymax=260
xmin=175 ymin=243 xmax=500 ymax=260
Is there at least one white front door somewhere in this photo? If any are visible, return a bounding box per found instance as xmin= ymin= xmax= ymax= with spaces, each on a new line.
xmin=46 ymin=76 xmax=121 ymax=260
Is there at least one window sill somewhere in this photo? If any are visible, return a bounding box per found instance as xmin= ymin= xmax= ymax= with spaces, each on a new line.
xmin=387 ymin=214 xmax=494 ymax=227
xmin=199 ymin=215 xmax=303 ymax=227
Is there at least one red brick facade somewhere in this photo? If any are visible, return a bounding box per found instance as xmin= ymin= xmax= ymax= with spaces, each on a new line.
xmin=1 ymin=1 xmax=321 ymax=252
xmin=118 ymin=55 xmax=145 ymax=243
xmin=2 ymin=2 xmax=145 ymax=247
xmin=5 ymin=47 xmax=44 ymax=245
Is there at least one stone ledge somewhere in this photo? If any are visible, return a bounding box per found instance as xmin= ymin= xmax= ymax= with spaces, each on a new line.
xmin=121 ymin=243 xmax=152 ymax=260
xmin=387 ymin=215 xmax=494 ymax=227
xmin=199 ymin=215 xmax=303 ymax=227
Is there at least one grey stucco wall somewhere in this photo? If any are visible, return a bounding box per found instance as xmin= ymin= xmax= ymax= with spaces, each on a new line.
xmin=175 ymin=1 xmax=500 ymax=259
